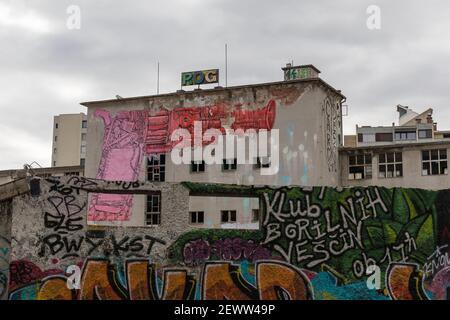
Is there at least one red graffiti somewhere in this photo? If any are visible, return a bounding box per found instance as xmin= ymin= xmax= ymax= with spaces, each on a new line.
xmin=9 ymin=260 xmax=62 ymax=291
xmin=146 ymin=99 xmax=276 ymax=154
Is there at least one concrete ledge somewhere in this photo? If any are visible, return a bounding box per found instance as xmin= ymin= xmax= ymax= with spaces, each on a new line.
xmin=0 ymin=178 xmax=30 ymax=202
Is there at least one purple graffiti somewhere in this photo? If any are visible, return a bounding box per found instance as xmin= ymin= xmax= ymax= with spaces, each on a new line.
xmin=183 ymin=238 xmax=273 ymax=265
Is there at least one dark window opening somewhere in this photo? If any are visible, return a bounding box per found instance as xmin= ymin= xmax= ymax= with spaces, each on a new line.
xmin=191 ymin=160 xmax=205 ymax=173
xmin=221 ymin=210 xmax=237 ymax=223
xmin=376 ymin=133 xmax=393 ymax=142
xmin=222 ymin=158 xmax=237 ymax=171
xmin=378 ymin=152 xmax=402 ymax=178
xmin=348 ymin=153 xmax=372 ymax=180
xmin=146 ymin=192 xmax=161 ymax=225
xmin=422 ymin=149 xmax=448 ymax=176
xmin=255 ymin=157 xmax=271 ymax=169
xmin=147 ymin=154 xmax=166 ymax=182
xmin=252 ymin=209 xmax=259 ymax=222
xmin=189 ymin=211 xmax=204 ymax=224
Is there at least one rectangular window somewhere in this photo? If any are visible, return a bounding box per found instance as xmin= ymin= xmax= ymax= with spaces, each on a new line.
xmin=189 ymin=211 xmax=204 ymax=224
xmin=362 ymin=133 xmax=376 ymax=143
xmin=53 ymin=148 xmax=57 ymax=154
xmin=147 ymin=154 xmax=166 ymax=182
xmin=379 ymin=152 xmax=403 ymax=178
xmin=146 ymin=192 xmax=161 ymax=226
xmin=81 ymin=133 xmax=87 ymax=141
xmin=54 ymin=136 xmax=58 ymax=142
xmin=221 ymin=210 xmax=237 ymax=223
xmin=80 ymin=158 xmax=85 ymax=166
xmin=418 ymin=129 xmax=432 ymax=139
xmin=222 ymin=158 xmax=237 ymax=171
xmin=375 ymin=133 xmax=393 ymax=142
xmin=395 ymin=131 xmax=416 ymax=141
xmin=348 ymin=153 xmax=372 ymax=180
xmin=82 ymin=120 xmax=87 ymax=128
xmin=252 ymin=209 xmax=259 ymax=222
xmin=255 ymin=157 xmax=271 ymax=169
xmin=191 ymin=160 xmax=205 ymax=173
xmin=422 ymin=149 xmax=448 ymax=176
xmin=80 ymin=145 xmax=87 ymax=154
xmin=55 ymin=123 xmax=58 ymax=129
xmin=53 ymin=161 xmax=56 ymax=167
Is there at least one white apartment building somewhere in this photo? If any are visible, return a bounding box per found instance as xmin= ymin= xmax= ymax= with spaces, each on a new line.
xmin=341 ymin=106 xmax=450 ymax=190
xmin=51 ymin=113 xmax=87 ymax=167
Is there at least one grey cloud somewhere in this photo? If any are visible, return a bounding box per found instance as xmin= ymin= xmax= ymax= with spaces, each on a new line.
xmin=1 ymin=0 xmax=450 ymax=168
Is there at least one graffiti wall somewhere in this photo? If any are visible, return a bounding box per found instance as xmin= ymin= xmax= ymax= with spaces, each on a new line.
xmin=89 ymin=100 xmax=276 ymax=222
xmin=2 ymin=177 xmax=449 ymax=300
xmin=85 ymin=82 xmax=344 ymax=224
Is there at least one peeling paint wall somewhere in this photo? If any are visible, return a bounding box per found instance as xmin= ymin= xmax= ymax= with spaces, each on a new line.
xmin=85 ymin=82 xmax=343 ymax=189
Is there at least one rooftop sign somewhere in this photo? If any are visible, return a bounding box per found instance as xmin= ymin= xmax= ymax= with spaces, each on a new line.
xmin=282 ymin=64 xmax=321 ymax=81
xmin=181 ymin=69 xmax=219 ymax=87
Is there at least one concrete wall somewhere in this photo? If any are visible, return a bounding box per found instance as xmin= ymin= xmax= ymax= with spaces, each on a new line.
xmin=188 ymin=195 xmax=259 ymax=229
xmin=84 ymin=81 xmax=343 ymax=188
xmin=82 ymin=81 xmax=343 ymax=227
xmin=1 ymin=176 xmax=448 ymax=300
xmin=340 ymin=145 xmax=450 ymax=190
xmin=52 ymin=113 xmax=87 ymax=167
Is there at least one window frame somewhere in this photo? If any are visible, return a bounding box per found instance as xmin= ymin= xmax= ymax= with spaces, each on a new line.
xmin=348 ymin=152 xmax=373 ymax=180
xmin=255 ymin=156 xmax=271 ymax=169
xmin=146 ymin=192 xmax=162 ymax=226
xmin=421 ymin=149 xmax=448 ymax=176
xmin=191 ymin=160 xmax=206 ymax=173
xmin=189 ymin=211 xmax=204 ymax=225
xmin=222 ymin=158 xmax=237 ymax=171
xmin=251 ymin=209 xmax=260 ymax=223
xmin=418 ymin=129 xmax=432 ymax=139
xmin=378 ymin=152 xmax=403 ymax=179
xmin=147 ymin=154 xmax=166 ymax=182
xmin=394 ymin=131 xmax=416 ymax=141
xmin=220 ymin=210 xmax=237 ymax=224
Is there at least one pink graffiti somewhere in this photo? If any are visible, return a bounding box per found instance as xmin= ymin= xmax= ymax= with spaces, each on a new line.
xmin=428 ymin=267 xmax=450 ymax=300
xmin=9 ymin=260 xmax=62 ymax=291
xmin=88 ymin=109 xmax=148 ymax=221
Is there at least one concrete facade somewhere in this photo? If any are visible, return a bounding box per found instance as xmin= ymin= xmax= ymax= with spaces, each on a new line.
xmin=83 ymin=79 xmax=345 ymax=188
xmin=80 ymin=76 xmax=345 ymax=229
xmin=342 ymin=106 xmax=450 ymax=190
xmin=52 ymin=113 xmax=87 ymax=167
xmin=340 ymin=141 xmax=450 ymax=189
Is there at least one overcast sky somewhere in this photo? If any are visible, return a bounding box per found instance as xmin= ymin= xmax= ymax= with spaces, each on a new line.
xmin=1 ymin=0 xmax=450 ymax=169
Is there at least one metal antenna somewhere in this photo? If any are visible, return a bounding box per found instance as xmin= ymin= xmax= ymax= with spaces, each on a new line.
xmin=157 ymin=61 xmax=160 ymax=94
xmin=225 ymin=44 xmax=228 ymax=87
